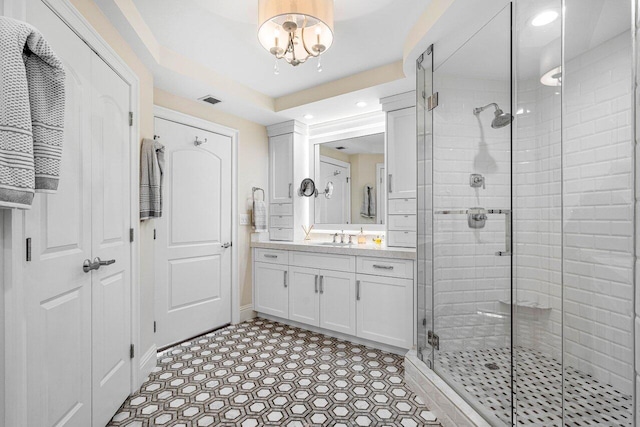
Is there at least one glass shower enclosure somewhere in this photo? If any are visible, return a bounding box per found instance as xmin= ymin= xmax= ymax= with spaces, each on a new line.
xmin=416 ymin=1 xmax=636 ymax=425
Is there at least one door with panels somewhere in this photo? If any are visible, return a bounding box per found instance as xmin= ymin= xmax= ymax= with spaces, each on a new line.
xmin=23 ymin=1 xmax=133 ymax=426
xmin=154 ymin=117 xmax=232 ymax=349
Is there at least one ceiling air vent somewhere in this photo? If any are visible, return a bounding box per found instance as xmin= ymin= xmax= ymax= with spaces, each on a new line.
xmin=335 ymin=146 xmax=346 ymax=150
xmin=199 ymin=95 xmax=221 ymax=105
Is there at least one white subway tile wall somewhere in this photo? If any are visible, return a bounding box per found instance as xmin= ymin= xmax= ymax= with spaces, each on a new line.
xmin=515 ymin=31 xmax=634 ymax=395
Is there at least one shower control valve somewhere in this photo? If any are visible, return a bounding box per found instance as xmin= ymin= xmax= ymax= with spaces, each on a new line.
xmin=470 ymin=174 xmax=485 ymax=189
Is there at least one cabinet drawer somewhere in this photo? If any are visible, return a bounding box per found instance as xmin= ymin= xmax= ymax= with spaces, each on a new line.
xmin=270 ymin=215 xmax=293 ymax=228
xmin=269 ymin=228 xmax=293 ymax=241
xmin=387 ymin=231 xmax=416 ymax=248
xmin=270 ymin=203 xmax=293 ymax=215
xmin=289 ymin=251 xmax=356 ymax=273
xmin=388 ymin=214 xmax=417 ymax=231
xmin=255 ymin=248 xmax=288 ymax=265
xmin=388 ymin=198 xmax=416 ymax=215
xmin=357 ymin=257 xmax=414 ymax=279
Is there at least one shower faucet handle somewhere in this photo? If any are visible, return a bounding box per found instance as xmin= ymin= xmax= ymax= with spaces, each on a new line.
xmin=470 ymin=174 xmax=485 ymax=189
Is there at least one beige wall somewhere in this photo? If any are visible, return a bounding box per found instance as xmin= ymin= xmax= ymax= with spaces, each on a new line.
xmin=69 ymin=0 xmax=268 ymax=356
xmin=319 ymin=145 xmax=350 ymax=163
xmin=350 ymin=154 xmax=383 ymax=224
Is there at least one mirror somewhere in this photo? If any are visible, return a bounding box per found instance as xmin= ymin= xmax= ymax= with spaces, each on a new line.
xmin=298 ymin=178 xmax=316 ymax=197
xmin=314 ymin=133 xmax=385 ymax=225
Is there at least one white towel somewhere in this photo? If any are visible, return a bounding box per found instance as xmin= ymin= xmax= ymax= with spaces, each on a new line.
xmin=0 ymin=17 xmax=66 ymax=209
xmin=360 ymin=185 xmax=376 ymax=218
xmin=140 ymin=138 xmax=165 ymax=220
xmin=253 ymin=200 xmax=267 ymax=231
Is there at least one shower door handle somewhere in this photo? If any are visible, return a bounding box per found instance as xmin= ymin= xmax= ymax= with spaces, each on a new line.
xmin=495 ymin=210 xmax=512 ymax=256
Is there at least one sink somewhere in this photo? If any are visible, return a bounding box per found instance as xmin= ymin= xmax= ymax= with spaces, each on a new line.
xmin=316 ymin=242 xmax=352 ymax=246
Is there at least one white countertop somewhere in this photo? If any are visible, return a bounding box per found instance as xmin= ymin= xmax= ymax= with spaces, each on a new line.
xmin=251 ymin=240 xmax=416 ymax=260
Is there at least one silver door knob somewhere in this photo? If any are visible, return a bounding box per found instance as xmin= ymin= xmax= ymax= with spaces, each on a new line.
xmin=83 ymin=259 xmax=98 ymax=273
xmin=94 ymin=257 xmax=116 ymax=266
xmin=222 ymin=242 xmax=232 ymax=248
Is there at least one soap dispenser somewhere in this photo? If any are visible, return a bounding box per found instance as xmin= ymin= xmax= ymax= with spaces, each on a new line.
xmin=358 ymin=227 xmax=366 ymax=244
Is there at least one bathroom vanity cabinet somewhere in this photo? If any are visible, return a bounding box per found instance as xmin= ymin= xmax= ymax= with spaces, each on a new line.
xmin=252 ymin=244 xmax=414 ymax=350
xmin=382 ymin=93 xmax=417 ymax=248
xmin=267 ymin=121 xmax=309 ymax=241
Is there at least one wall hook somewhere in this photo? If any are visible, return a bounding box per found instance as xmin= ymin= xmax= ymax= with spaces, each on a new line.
xmin=194 ymin=136 xmax=208 ymax=146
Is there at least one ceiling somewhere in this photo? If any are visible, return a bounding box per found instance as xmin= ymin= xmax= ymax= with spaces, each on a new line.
xmin=94 ymin=0 xmax=431 ymax=125
xmin=323 ymin=133 xmax=385 ymax=155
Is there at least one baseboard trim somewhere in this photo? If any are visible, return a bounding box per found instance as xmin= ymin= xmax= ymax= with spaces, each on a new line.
xmin=138 ymin=344 xmax=157 ymax=384
xmin=257 ymin=312 xmax=408 ymax=356
xmin=404 ymin=350 xmax=490 ymax=427
xmin=239 ymin=304 xmax=256 ymax=322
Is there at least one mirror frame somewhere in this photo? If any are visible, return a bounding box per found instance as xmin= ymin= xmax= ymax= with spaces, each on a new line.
xmin=309 ymin=112 xmax=386 ymax=232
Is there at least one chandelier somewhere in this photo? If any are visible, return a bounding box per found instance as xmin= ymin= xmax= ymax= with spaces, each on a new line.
xmin=258 ymin=0 xmax=334 ymax=73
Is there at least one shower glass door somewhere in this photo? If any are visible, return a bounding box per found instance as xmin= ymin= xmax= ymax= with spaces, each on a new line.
xmin=430 ymin=6 xmax=513 ymax=426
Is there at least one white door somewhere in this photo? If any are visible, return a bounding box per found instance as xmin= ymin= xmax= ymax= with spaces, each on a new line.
xmin=315 ymin=158 xmax=350 ymax=224
xmin=90 ymin=54 xmax=132 ymax=426
xmin=269 ymin=133 xmax=293 ymax=204
xmin=319 ymin=270 xmax=356 ymax=336
xmin=288 ymin=266 xmax=320 ymax=327
xmin=387 ymin=107 xmax=417 ymax=200
xmin=24 ymin=2 xmax=93 ymax=425
xmin=356 ymin=274 xmax=413 ymax=348
xmin=24 ymin=2 xmax=133 ymax=426
xmin=154 ymin=117 xmax=232 ymax=348
xmin=254 ymin=262 xmax=289 ymax=318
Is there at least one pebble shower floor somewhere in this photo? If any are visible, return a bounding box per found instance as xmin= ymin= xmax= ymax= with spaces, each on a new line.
xmin=108 ymin=318 xmax=441 ymax=426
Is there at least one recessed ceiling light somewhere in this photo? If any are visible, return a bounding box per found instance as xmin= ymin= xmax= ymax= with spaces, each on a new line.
xmin=531 ymin=10 xmax=558 ymax=27
xmin=356 ymin=101 xmax=367 ymax=108
xmin=303 ymin=114 xmax=314 ymax=119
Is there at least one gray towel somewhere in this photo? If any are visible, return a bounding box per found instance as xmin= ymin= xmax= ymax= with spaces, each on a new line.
xmin=253 ymin=200 xmax=267 ymax=231
xmin=140 ymin=138 xmax=165 ymax=220
xmin=0 ymin=17 xmax=66 ymax=209
xmin=360 ymin=185 xmax=376 ymax=218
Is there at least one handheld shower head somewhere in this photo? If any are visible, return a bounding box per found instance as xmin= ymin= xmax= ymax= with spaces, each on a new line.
xmin=474 ymin=103 xmax=513 ymax=129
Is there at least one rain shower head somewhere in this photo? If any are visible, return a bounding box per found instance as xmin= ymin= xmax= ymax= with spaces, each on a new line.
xmin=473 ymin=103 xmax=513 ymax=129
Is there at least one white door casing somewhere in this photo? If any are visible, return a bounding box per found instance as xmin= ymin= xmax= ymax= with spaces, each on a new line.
xmin=90 ymin=53 xmax=132 ymax=427
xmin=269 ymin=133 xmax=293 ymax=204
xmin=154 ymin=117 xmax=232 ymax=349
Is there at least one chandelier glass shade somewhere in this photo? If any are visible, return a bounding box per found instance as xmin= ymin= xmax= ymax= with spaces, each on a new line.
xmin=258 ymin=0 xmax=334 ymax=68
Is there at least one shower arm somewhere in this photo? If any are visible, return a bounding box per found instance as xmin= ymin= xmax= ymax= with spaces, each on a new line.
xmin=473 ymin=103 xmax=499 ymax=115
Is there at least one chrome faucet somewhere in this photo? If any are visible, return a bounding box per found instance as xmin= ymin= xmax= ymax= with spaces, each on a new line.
xmin=333 ymin=233 xmax=338 ymax=243
xmin=340 ymin=230 xmax=345 ymax=244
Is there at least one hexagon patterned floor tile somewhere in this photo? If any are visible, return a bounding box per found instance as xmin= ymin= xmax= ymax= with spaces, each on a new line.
xmin=107 ymin=318 xmax=441 ymax=426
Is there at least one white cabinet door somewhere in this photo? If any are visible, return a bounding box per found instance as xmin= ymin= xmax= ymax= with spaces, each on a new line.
xmin=387 ymin=107 xmax=417 ymax=200
xmin=269 ymin=133 xmax=293 ymax=204
xmin=254 ymin=262 xmax=289 ymax=318
xmin=356 ymin=274 xmax=413 ymax=348
xmin=24 ymin=2 xmax=93 ymax=424
xmin=288 ymin=266 xmax=320 ymax=327
xmin=319 ymin=270 xmax=356 ymax=336
xmin=90 ymin=54 xmax=133 ymax=427
xmin=154 ymin=117 xmax=232 ymax=349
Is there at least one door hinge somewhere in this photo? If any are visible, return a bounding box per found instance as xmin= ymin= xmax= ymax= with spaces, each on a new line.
xmin=130 ymin=228 xmax=134 ymax=242
xmin=154 ymin=321 xmax=157 ymax=333
xmin=153 ymin=229 xmax=156 ymax=240
xmin=428 ymin=92 xmax=439 ymax=111
xmin=129 ymin=112 xmax=133 ymax=127
xmin=130 ymin=344 xmax=135 ymax=359
xmin=428 ymin=330 xmax=440 ymax=350
xmin=26 ymin=237 xmax=32 ymax=262
xmin=422 ymin=317 xmax=427 ymax=327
